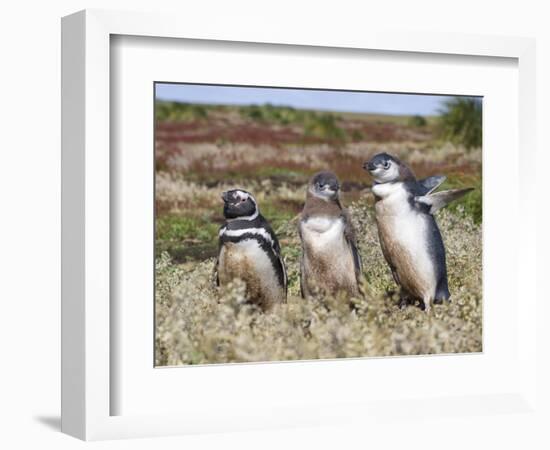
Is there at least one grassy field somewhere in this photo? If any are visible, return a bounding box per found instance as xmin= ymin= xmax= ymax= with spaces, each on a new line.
xmin=154 ymin=101 xmax=482 ymax=366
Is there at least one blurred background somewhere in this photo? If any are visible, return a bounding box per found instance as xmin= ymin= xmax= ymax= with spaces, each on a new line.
xmin=155 ymin=84 xmax=482 ymax=267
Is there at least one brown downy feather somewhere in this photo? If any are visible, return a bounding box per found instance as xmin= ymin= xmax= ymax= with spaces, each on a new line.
xmin=301 ymin=191 xmax=343 ymax=221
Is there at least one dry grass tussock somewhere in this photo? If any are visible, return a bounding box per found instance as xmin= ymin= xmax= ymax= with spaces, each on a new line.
xmin=155 ymin=198 xmax=482 ymax=366
xmin=160 ymin=141 xmax=480 ymax=176
xmin=156 ymin=172 xmax=306 ymax=214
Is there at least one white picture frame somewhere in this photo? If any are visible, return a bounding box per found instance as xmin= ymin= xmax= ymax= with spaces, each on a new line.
xmin=61 ymin=9 xmax=537 ymax=441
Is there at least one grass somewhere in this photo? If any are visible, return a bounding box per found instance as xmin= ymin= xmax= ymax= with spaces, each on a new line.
xmin=156 ymin=101 xmax=209 ymax=121
xmin=156 ymin=214 xmax=220 ymax=263
xmin=239 ymin=104 xmax=350 ymax=143
xmin=408 ymin=114 xmax=428 ymax=127
xmin=155 ymin=203 xmax=482 ymax=366
xmin=239 ymin=103 xmax=309 ymax=125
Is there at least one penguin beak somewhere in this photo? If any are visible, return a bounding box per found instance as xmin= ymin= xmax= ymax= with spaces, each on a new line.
xmin=318 ymin=182 xmax=338 ymax=193
xmin=329 ymin=181 xmax=340 ymax=192
xmin=221 ymin=191 xmax=229 ymax=203
xmin=363 ymin=161 xmax=376 ymax=172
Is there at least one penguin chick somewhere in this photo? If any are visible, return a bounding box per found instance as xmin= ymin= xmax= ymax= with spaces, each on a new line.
xmin=299 ymin=171 xmax=362 ymax=300
xmin=363 ymin=152 xmax=473 ymax=311
xmin=215 ymin=189 xmax=287 ymax=311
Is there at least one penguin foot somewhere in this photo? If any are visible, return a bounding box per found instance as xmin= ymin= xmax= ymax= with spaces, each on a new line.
xmin=434 ymin=296 xmax=451 ymax=305
xmin=398 ymin=297 xmax=411 ymax=309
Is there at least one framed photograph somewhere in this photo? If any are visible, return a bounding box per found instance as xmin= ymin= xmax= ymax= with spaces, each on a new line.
xmin=61 ymin=9 xmax=537 ymax=440
xmin=153 ymin=83 xmax=483 ymax=367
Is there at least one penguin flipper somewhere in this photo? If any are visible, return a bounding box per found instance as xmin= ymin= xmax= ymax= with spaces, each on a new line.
xmin=213 ymin=257 xmax=220 ymax=287
xmin=342 ymin=209 xmax=362 ymax=283
xmin=415 ymin=188 xmax=474 ymax=214
xmin=214 ymin=230 xmax=223 ymax=287
xmin=278 ymin=253 xmax=288 ymax=297
xmin=256 ymin=215 xmax=288 ymax=294
xmin=417 ymin=175 xmax=446 ymax=195
xmin=298 ymin=226 xmax=307 ymax=299
xmin=349 ymin=239 xmax=362 ymax=283
xmin=299 ymin=256 xmax=307 ymax=299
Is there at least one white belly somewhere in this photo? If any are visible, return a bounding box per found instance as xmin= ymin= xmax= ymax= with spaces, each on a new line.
xmin=387 ymin=211 xmax=434 ymax=276
xmin=218 ymin=239 xmax=281 ymax=302
xmin=374 ymin=183 xmax=437 ymax=298
xmin=300 ymin=216 xmax=347 ymax=255
xmin=300 ymin=216 xmax=356 ymax=294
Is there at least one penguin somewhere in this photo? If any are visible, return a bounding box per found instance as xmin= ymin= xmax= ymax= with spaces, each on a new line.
xmin=363 ymin=152 xmax=473 ymax=311
xmin=299 ymin=171 xmax=362 ymax=300
xmin=214 ymin=189 xmax=287 ymax=311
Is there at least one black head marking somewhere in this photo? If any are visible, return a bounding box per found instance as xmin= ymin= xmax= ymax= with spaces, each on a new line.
xmin=222 ymin=189 xmax=259 ymax=220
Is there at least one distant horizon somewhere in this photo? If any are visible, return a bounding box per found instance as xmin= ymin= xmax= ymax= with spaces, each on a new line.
xmin=155 ymin=83 xmax=480 ymax=117
xmin=155 ymin=98 xmax=442 ymax=118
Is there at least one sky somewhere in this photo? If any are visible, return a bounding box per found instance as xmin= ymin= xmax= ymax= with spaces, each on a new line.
xmin=155 ymin=83 xmax=470 ymax=116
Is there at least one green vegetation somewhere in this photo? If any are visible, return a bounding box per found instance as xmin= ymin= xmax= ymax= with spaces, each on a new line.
xmin=408 ymin=114 xmax=428 ymax=127
xmin=437 ymin=97 xmax=482 ymax=149
xmin=444 ymin=174 xmax=482 ymax=224
xmin=253 ymin=166 xmax=308 ymax=181
xmin=156 ymin=101 xmax=209 ymax=121
xmin=156 ymin=214 xmax=219 ymax=262
xmin=239 ymin=103 xmax=309 ymax=124
xmin=239 ymin=104 xmax=348 ymax=142
xmin=350 ymin=129 xmax=365 ymax=141
xmin=303 ymin=113 xmax=347 ymax=141
xmin=156 ymin=214 xmax=217 ymax=243
xmin=260 ymin=200 xmax=299 ymax=233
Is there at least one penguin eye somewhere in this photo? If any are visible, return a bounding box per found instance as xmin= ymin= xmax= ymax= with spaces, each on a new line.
xmin=383 ymin=161 xmax=391 ymax=169
xmin=240 ymin=198 xmax=246 ymax=203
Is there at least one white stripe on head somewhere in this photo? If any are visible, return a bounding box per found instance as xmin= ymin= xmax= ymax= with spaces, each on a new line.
xmin=234 ymin=190 xmax=250 ymax=202
xmin=227 ymin=190 xmax=259 ymax=222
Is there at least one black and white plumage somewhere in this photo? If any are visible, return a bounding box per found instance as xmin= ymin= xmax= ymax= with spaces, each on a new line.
xmin=364 ymin=152 xmax=473 ymax=311
xmin=299 ymin=171 xmax=362 ymax=300
xmin=215 ymin=189 xmax=287 ymax=310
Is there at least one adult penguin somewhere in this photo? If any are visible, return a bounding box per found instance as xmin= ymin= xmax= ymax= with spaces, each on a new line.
xmin=215 ymin=189 xmax=287 ymax=311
